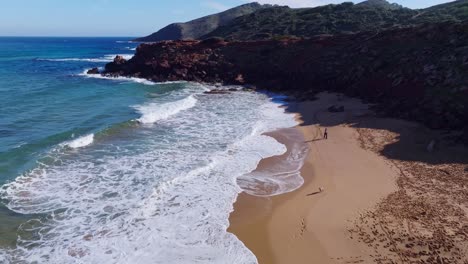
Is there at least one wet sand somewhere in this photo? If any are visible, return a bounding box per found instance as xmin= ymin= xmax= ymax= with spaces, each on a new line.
xmin=229 ymin=92 xmax=468 ymax=263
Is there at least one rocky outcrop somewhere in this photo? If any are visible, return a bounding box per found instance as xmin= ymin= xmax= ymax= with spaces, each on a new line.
xmin=105 ymin=55 xmax=127 ymax=73
xmin=100 ymin=22 xmax=468 ymax=143
xmin=113 ymin=55 xmax=127 ymax=64
xmin=86 ymin=67 xmax=100 ymax=74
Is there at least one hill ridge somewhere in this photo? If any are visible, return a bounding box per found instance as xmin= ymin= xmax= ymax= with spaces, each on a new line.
xmin=134 ymin=2 xmax=268 ymax=42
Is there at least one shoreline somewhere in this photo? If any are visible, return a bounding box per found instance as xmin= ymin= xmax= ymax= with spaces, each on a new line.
xmin=229 ymin=92 xmax=468 ymax=263
xmin=230 ymin=127 xmax=310 ymax=264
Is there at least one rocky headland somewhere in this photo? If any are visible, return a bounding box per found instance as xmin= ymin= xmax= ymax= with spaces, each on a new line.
xmin=100 ymin=21 xmax=468 ymax=143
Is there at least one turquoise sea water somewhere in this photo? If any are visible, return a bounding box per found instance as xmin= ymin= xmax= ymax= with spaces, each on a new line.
xmin=0 ymin=37 xmax=142 ymax=180
xmin=0 ymin=37 xmax=304 ymax=263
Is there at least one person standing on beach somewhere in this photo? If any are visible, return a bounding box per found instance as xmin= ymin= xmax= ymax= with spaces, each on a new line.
xmin=324 ymin=128 xmax=328 ymax=139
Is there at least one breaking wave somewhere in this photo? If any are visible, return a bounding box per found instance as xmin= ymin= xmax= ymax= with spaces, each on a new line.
xmin=0 ymin=87 xmax=301 ymax=264
xmin=62 ymin=134 xmax=94 ymax=149
xmin=37 ymin=54 xmax=134 ymax=63
xmin=79 ymin=70 xmax=156 ymax=85
xmin=134 ymin=95 xmax=198 ymax=124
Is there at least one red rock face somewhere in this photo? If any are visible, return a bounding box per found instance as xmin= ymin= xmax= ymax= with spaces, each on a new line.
xmin=101 ymin=22 xmax=468 ymax=141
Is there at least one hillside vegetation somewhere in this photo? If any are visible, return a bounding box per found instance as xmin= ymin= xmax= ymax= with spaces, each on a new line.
xmin=203 ymin=0 xmax=468 ymax=40
xmin=135 ymin=3 xmax=268 ymax=42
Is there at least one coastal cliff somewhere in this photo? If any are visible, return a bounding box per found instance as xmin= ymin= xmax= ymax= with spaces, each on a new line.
xmin=102 ymin=21 xmax=468 ymax=142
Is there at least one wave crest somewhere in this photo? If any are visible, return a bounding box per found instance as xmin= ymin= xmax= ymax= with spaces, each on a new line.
xmin=135 ymin=96 xmax=198 ymax=124
xmin=37 ymin=54 xmax=133 ymax=63
xmin=79 ymin=70 xmax=156 ymax=85
xmin=63 ymin=134 xmax=94 ymax=149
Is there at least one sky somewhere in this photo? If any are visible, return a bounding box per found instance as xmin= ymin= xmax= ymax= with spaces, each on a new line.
xmin=0 ymin=0 xmax=454 ymax=37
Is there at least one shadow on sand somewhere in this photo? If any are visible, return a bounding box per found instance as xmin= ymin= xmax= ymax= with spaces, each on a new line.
xmin=277 ymin=92 xmax=467 ymax=166
xmin=306 ymin=191 xmax=322 ymax=196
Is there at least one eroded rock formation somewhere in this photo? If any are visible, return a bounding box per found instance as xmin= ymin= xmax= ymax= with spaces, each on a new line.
xmin=100 ymin=22 xmax=468 ymax=142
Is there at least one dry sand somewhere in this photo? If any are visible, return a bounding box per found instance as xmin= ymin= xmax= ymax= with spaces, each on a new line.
xmin=229 ymin=92 xmax=468 ymax=264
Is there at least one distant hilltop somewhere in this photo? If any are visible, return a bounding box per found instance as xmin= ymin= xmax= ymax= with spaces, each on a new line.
xmin=135 ymin=0 xmax=468 ymax=42
xmin=134 ymin=2 xmax=269 ymax=42
xmin=356 ymin=0 xmax=405 ymax=9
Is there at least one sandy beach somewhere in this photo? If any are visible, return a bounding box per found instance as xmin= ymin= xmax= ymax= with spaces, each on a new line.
xmin=229 ymin=92 xmax=468 ymax=264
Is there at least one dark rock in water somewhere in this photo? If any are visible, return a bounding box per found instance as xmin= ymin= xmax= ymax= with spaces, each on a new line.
xmin=242 ymin=85 xmax=256 ymax=92
xmin=204 ymin=89 xmax=231 ymax=95
xmin=86 ymin=67 xmax=100 ymax=74
xmin=105 ymin=55 xmax=128 ymax=73
xmin=228 ymin=88 xmax=238 ymax=92
xmin=328 ymin=105 xmax=345 ymax=113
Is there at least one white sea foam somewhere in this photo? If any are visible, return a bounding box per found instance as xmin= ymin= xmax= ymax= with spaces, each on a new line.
xmin=80 ymin=69 xmax=191 ymax=86
xmin=63 ymin=134 xmax=94 ymax=149
xmin=237 ymin=128 xmax=308 ymax=196
xmin=0 ymin=88 xmax=300 ymax=264
xmin=102 ymin=54 xmax=134 ymax=61
xmin=134 ymin=95 xmax=197 ymax=124
xmin=157 ymin=80 xmax=189 ymax=85
xmin=38 ymin=54 xmax=134 ymax=63
xmin=80 ymin=70 xmax=156 ymax=86
xmin=39 ymin=58 xmax=109 ymax=62
xmin=87 ymin=74 xmax=156 ymax=85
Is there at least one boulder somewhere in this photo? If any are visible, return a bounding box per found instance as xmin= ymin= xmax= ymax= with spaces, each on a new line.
xmin=204 ymin=89 xmax=231 ymax=95
xmin=113 ymin=55 xmax=127 ymax=64
xmin=86 ymin=67 xmax=100 ymax=74
xmin=105 ymin=56 xmax=128 ymax=73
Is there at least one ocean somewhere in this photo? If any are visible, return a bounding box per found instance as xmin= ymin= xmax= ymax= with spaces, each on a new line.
xmin=0 ymin=37 xmax=305 ymax=263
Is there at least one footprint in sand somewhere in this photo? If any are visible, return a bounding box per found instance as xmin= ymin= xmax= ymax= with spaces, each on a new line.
xmin=300 ymin=218 xmax=307 ymax=236
xmin=292 ymin=218 xmax=307 ymax=239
